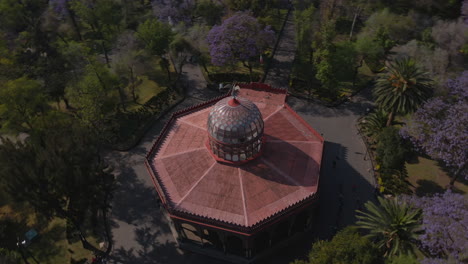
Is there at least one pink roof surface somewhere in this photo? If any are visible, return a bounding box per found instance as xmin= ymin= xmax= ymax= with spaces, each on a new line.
xmin=147 ymin=84 xmax=324 ymax=229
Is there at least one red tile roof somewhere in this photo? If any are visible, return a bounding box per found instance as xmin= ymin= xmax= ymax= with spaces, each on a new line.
xmin=146 ymin=84 xmax=324 ymax=230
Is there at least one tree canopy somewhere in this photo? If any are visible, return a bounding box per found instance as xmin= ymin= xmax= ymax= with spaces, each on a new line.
xmin=291 ymin=227 xmax=383 ymax=264
xmin=401 ymin=71 xmax=468 ymax=183
xmin=374 ymin=58 xmax=433 ymax=126
xmin=405 ymin=191 xmax=468 ymax=263
xmin=207 ymin=12 xmax=274 ymax=67
xmin=355 ymin=197 xmax=422 ymax=257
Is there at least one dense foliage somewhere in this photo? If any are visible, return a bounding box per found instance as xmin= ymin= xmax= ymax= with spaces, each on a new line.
xmin=291 ymin=227 xmax=383 ymax=264
xmin=401 ymin=71 xmax=468 ymax=183
xmin=356 ymin=197 xmax=422 ymax=257
xmin=207 ymin=12 xmax=274 ymax=78
xmin=0 ymin=114 xmax=114 ymax=249
xmin=374 ymin=58 xmax=433 ymax=126
xmin=405 ymin=191 xmax=468 ymax=263
xmin=376 ymin=127 xmax=408 ymax=171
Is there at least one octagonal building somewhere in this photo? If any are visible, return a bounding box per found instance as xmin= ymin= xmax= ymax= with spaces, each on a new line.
xmin=145 ymin=83 xmax=324 ymax=263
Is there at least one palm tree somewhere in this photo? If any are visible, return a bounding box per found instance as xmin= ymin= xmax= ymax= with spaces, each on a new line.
xmin=355 ymin=197 xmax=422 ymax=257
xmin=374 ymin=58 xmax=432 ymax=126
xmin=361 ymin=110 xmax=387 ymax=138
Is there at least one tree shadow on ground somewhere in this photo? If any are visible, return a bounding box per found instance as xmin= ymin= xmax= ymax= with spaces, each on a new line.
xmin=286 ymin=87 xmax=374 ymax=118
xmin=415 ymin=179 xmax=445 ymax=196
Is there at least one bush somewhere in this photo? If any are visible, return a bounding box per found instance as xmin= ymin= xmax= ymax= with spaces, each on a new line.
xmin=291 ymin=227 xmax=383 ymax=264
xmin=379 ymin=169 xmax=412 ymax=195
xmin=376 ymin=127 xmax=409 ymax=171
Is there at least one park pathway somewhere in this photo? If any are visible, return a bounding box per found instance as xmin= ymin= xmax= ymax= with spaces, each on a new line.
xmin=264 ymin=9 xmax=296 ymax=89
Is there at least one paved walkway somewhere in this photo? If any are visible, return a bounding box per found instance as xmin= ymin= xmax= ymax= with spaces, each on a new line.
xmin=264 ymin=10 xmax=296 ymax=89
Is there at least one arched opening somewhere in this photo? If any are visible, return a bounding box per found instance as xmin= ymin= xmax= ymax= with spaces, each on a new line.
xmin=226 ymin=235 xmax=244 ymax=256
xmin=253 ymin=231 xmax=270 ymax=254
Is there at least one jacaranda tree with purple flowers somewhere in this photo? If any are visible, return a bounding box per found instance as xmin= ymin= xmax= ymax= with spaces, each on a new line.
xmin=405 ymin=191 xmax=468 ymax=263
xmin=207 ymin=12 xmax=274 ymax=81
xmin=401 ymin=71 xmax=468 ymax=185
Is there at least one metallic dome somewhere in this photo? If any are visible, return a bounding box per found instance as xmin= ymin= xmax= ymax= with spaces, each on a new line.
xmin=207 ymin=96 xmax=264 ymax=162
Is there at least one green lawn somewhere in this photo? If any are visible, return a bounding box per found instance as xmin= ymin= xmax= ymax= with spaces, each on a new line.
xmin=134 ymin=76 xmax=166 ymax=104
xmin=1 ymin=204 xmax=98 ymax=264
xmin=405 ymin=156 xmax=468 ymax=196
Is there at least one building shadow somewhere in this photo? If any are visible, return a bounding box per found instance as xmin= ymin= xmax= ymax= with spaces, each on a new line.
xmin=258 ymin=141 xmax=376 ymax=264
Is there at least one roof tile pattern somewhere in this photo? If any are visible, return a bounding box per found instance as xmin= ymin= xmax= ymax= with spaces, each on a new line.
xmin=148 ymin=85 xmax=323 ymax=228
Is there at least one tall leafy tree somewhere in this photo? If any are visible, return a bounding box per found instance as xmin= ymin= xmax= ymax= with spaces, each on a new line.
xmin=405 ymin=191 xmax=468 ymax=263
xmin=356 ymin=197 xmax=422 ymax=257
xmin=374 ymin=58 xmax=433 ymax=126
xmin=0 ymin=112 xmax=114 ymax=251
xmin=65 ymin=62 xmax=119 ymax=132
xmin=70 ymin=0 xmax=123 ymax=66
xmin=312 ymin=21 xmax=338 ymax=96
xmin=137 ymin=18 xmax=174 ymax=81
xmin=0 ymin=77 xmax=49 ymax=133
xmin=207 ymin=12 xmax=274 ymax=81
xmin=401 ymin=71 xmax=468 ymax=184
xmin=290 ymin=227 xmax=383 ymax=264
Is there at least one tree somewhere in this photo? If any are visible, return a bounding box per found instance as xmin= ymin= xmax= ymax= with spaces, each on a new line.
xmin=361 ymin=110 xmax=387 ymax=138
xmin=290 ymin=227 xmax=383 ymax=264
xmin=0 ymin=77 xmax=49 ymax=133
xmin=194 ymin=0 xmax=224 ymax=26
xmin=355 ymin=197 xmax=422 ymax=257
xmin=137 ymin=18 xmax=174 ymax=81
xmin=376 ymin=127 xmax=408 ymax=170
xmin=405 ymin=191 xmax=468 ymax=262
xmin=111 ymin=31 xmax=143 ymax=103
xmin=65 ymin=62 xmax=119 ymax=132
xmin=401 ymin=71 xmax=468 ymax=184
xmin=373 ymin=58 xmax=433 ymax=126
xmin=0 ymin=113 xmax=114 ymax=252
xmin=312 ymin=21 xmax=338 ymax=97
xmin=385 ymin=254 xmax=419 ymax=264
xmin=152 ymin=0 xmax=195 ymax=26
xmin=207 ymin=12 xmax=274 ymax=81
xmin=226 ymin=0 xmax=265 ymax=15
xmin=70 ymin=0 xmax=123 ymax=66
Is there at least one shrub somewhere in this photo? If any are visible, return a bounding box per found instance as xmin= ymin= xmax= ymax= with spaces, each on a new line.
xmin=376 ymin=127 xmax=409 ymax=171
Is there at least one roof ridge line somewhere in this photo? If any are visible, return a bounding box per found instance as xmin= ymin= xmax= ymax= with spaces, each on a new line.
xmin=263 ymin=105 xmax=284 ymax=121
xmin=179 ymin=119 xmax=208 ymax=131
xmin=174 ymin=161 xmax=217 ymax=208
xmin=157 ymin=147 xmax=206 ymax=160
xmin=238 ymin=168 xmax=249 ymax=226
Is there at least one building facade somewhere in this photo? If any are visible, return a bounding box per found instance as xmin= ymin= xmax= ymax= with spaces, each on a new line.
xmin=145 ymin=83 xmax=324 ymax=263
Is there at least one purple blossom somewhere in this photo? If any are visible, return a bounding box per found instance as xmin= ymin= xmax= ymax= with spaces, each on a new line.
xmin=462 ymin=0 xmax=468 ymax=24
xmin=152 ymin=0 xmax=195 ymax=25
xmin=207 ymin=12 xmax=275 ymax=66
xmin=404 ymin=191 xmax=468 ymax=262
xmin=401 ymin=71 xmax=468 ymax=180
xmin=421 ymin=258 xmax=450 ymax=264
xmin=49 ymin=0 xmax=69 ymax=17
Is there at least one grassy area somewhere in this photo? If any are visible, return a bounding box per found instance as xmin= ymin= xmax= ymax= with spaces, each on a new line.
xmin=0 ymin=204 xmax=98 ymax=264
xmin=124 ymin=75 xmax=166 ymax=110
xmin=405 ymin=156 xmax=468 ymax=196
xmin=135 ymin=76 xmax=165 ymax=104
xmin=26 ymin=218 xmax=98 ymax=264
